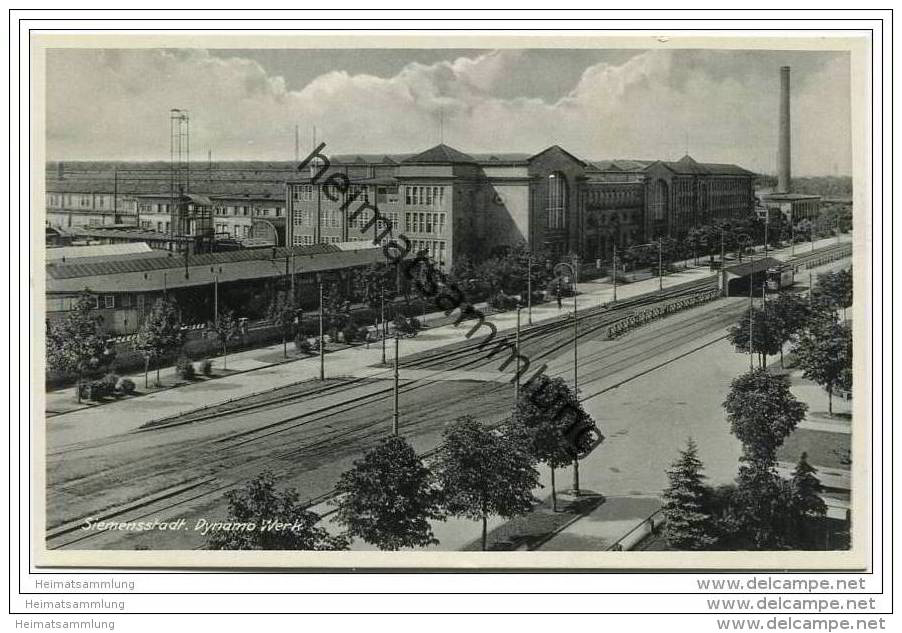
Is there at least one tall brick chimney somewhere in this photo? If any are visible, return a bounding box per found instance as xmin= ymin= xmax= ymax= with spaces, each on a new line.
xmin=777 ymin=66 xmax=791 ymax=193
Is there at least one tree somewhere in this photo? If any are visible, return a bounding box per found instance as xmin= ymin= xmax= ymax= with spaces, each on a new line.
xmin=46 ymin=292 xmax=115 ymax=402
xmin=732 ymin=461 xmax=796 ymax=549
xmin=722 ymin=369 xmax=808 ymax=466
xmin=513 ymin=375 xmax=596 ymax=512
xmin=661 ymin=439 xmax=717 ymax=550
xmin=812 ymin=269 xmax=853 ymax=319
xmin=206 ymin=309 xmax=239 ymax=370
xmin=793 ymin=319 xmax=852 ymax=415
xmin=332 ymin=436 xmax=444 ymax=550
xmin=207 ymin=470 xmax=347 ymax=550
xmin=267 ymin=293 xmax=299 ymax=359
xmin=788 ymin=452 xmax=827 ymax=548
xmin=766 ymin=293 xmax=812 ymax=367
xmin=437 ymin=416 xmax=540 ymax=551
xmin=728 ymin=306 xmax=783 ymax=368
xmin=134 ymin=297 xmax=184 ymax=387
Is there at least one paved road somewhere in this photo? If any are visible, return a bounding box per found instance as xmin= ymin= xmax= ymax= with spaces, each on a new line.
xmin=44 ymin=237 xmax=852 ymax=551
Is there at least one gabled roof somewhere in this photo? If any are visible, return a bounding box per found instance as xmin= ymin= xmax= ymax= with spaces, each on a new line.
xmin=528 ymin=145 xmax=588 ymax=167
xmin=403 ymin=144 xmax=476 ymax=164
xmin=647 ymin=154 xmax=755 ymax=176
xmin=471 ymin=152 xmax=532 ymax=165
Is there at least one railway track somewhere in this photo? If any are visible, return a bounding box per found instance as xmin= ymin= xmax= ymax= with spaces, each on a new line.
xmin=45 ymin=281 xmax=729 ymax=551
xmin=46 ymin=243 xmax=852 ymax=550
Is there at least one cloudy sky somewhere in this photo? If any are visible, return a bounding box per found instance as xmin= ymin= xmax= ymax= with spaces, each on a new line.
xmin=45 ymin=47 xmax=851 ymax=175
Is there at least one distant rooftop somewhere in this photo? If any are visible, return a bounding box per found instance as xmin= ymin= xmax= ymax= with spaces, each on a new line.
xmin=761 ymin=192 xmax=822 ymax=200
xmin=46 ymin=242 xmax=154 ymax=262
xmin=403 ymin=144 xmax=477 ymax=165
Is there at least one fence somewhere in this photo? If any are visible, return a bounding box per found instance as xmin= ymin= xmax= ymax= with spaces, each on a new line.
xmin=606 ymin=289 xmax=721 ymax=339
xmin=606 ymin=509 xmax=665 ymax=551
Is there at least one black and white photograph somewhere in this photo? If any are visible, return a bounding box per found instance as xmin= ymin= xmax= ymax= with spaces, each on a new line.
xmin=33 ymin=33 xmax=869 ymax=568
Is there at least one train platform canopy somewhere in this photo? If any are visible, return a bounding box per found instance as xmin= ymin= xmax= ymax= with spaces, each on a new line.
xmin=46 ymin=242 xmax=154 ymax=262
xmin=720 ymin=257 xmax=782 ymax=296
xmin=46 ymin=242 xmax=385 ymax=294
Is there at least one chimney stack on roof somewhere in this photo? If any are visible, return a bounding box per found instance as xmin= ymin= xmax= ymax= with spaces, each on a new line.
xmin=777 ymin=66 xmax=792 ymax=193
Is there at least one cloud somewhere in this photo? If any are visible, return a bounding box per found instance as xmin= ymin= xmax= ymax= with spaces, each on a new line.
xmin=45 ymin=48 xmax=851 ymax=175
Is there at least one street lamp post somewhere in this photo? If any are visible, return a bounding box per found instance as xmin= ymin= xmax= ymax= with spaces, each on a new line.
xmin=748 ymin=278 xmax=755 ymax=371
xmin=318 ymin=279 xmax=325 ymax=381
xmin=514 ymin=305 xmax=522 ymax=413
xmin=658 ymin=238 xmax=664 ymax=292
xmin=571 ymin=288 xmax=580 ymax=496
xmin=393 ymin=333 xmax=400 ymax=436
xmin=790 ymin=210 xmax=795 ymax=258
xmin=380 ymin=285 xmax=386 ymax=366
xmin=526 ymin=252 xmax=533 ymax=325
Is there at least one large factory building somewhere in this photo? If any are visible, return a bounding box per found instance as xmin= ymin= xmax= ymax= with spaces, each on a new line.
xmin=286 ymin=144 xmax=756 ymax=270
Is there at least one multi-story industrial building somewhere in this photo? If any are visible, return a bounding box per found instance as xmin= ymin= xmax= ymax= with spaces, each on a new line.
xmin=286 ymin=144 xmax=757 ymax=270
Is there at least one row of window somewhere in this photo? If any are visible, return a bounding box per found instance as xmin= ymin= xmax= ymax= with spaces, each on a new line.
xmin=405 ymin=186 xmax=446 ymax=208
xmin=405 ymin=212 xmax=446 ymax=235
xmin=409 ymin=239 xmax=447 ymax=264
xmin=49 ymin=293 xmax=147 ymax=312
xmin=291 ymin=234 xmax=345 ymax=246
xmin=215 ymin=223 xmax=252 ymax=238
xmin=214 ymin=206 xmax=282 ymax=217
xmin=585 ymin=188 xmax=642 ymax=207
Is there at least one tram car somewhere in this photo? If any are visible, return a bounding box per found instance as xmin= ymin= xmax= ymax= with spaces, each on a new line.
xmin=765 ymin=264 xmax=795 ymax=292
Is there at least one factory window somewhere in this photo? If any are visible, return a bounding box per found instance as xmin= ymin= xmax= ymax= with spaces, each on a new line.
xmin=293 ymin=185 xmax=314 ymax=202
xmin=121 ymin=294 xmax=131 ymax=308
xmin=136 ymin=295 xmax=145 ymax=309
xmin=650 ymin=179 xmax=669 ymax=222
xmin=545 ymin=172 xmax=568 ymax=230
xmin=103 ymin=295 xmax=115 ymax=309
xmin=405 ymin=186 xmax=445 ymax=208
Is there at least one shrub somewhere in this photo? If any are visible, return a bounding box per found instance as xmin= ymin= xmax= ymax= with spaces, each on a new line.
xmin=489 ymin=292 xmax=520 ymax=312
xmin=175 ymin=355 xmax=195 ymax=380
xmin=116 ymin=377 xmax=136 ymax=395
xmin=197 ymin=358 xmax=213 ymax=376
xmin=356 ymin=326 xmax=371 ymax=343
xmin=294 ymin=335 xmax=312 ymax=354
xmin=100 ymin=373 xmax=120 ymax=397
xmin=341 ymin=324 xmax=359 ymax=343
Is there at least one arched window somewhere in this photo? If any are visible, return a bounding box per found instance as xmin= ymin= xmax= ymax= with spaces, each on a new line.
xmin=546 ymin=172 xmax=568 ymax=230
xmin=650 ymin=179 xmax=669 ymax=221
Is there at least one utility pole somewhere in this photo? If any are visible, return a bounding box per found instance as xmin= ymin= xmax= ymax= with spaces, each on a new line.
xmin=612 ymin=244 xmax=618 ymax=303
xmin=571 ymin=289 xmax=580 ymax=496
xmin=721 ymin=228 xmax=726 ymax=268
xmin=748 ymin=278 xmax=754 ymax=371
xmin=658 ymin=237 xmax=664 ymax=292
xmin=319 ymin=279 xmax=325 ymax=381
xmin=211 ymin=266 xmax=220 ymax=323
xmin=809 ymin=271 xmax=814 ymax=305
xmin=526 ymin=252 xmax=533 ymax=325
xmin=380 ymin=284 xmax=386 ymax=365
xmin=763 ymin=206 xmax=770 ymax=261
xmin=392 ymin=334 xmax=400 ymax=436
xmin=790 ymin=211 xmax=795 ymax=258
xmin=514 ymin=305 xmax=521 ymax=411
xmin=761 ymin=283 xmax=767 ymax=367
